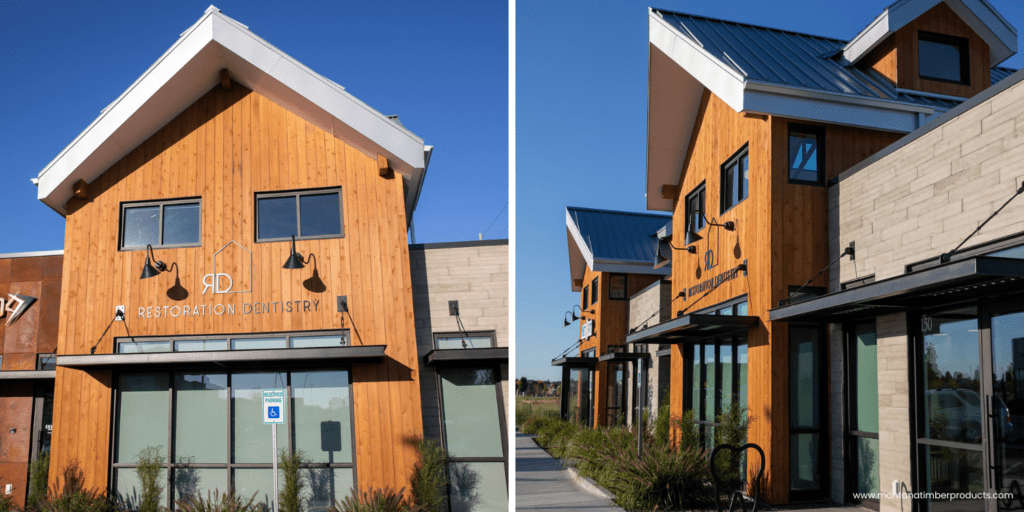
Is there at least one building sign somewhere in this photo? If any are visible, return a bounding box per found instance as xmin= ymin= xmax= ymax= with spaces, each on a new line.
xmin=263 ymin=389 xmax=286 ymax=424
xmin=687 ymin=260 xmax=746 ymax=299
xmin=137 ymin=300 xmax=322 ymax=319
xmin=0 ymin=293 xmax=37 ymax=327
xmin=581 ymin=318 xmax=594 ymax=339
xmin=204 ymin=241 xmax=252 ymax=295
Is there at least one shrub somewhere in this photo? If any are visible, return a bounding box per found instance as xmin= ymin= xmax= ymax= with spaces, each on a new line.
xmin=175 ymin=489 xmax=263 ymax=512
xmin=0 ymin=490 xmax=17 ymax=512
xmin=712 ymin=401 xmax=750 ymax=492
xmin=278 ymin=449 xmax=305 ymax=512
xmin=28 ymin=452 xmax=50 ymax=510
xmin=39 ymin=458 xmax=115 ymax=512
xmin=136 ymin=447 xmax=165 ymax=512
xmin=606 ymin=444 xmax=714 ymax=510
xmin=410 ymin=439 xmax=447 ymax=511
xmin=330 ymin=487 xmax=420 ymax=512
xmin=673 ymin=409 xmax=700 ymax=451
xmin=653 ymin=393 xmax=671 ymax=447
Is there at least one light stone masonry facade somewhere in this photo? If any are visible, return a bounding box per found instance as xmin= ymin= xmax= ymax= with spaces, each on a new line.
xmin=626 ymin=279 xmax=672 ymax=426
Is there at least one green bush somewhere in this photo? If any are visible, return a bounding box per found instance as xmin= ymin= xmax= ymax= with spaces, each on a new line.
xmin=278 ymin=449 xmax=305 ymax=512
xmin=175 ymin=489 xmax=264 ymax=512
xmin=653 ymin=393 xmax=671 ymax=447
xmin=0 ymin=490 xmax=17 ymax=512
xmin=409 ymin=439 xmax=447 ymax=511
xmin=27 ymin=452 xmax=50 ymax=511
xmin=673 ymin=409 xmax=700 ymax=452
xmin=136 ymin=447 xmax=165 ymax=512
xmin=712 ymin=401 xmax=750 ymax=493
xmin=330 ymin=487 xmax=420 ymax=512
xmin=39 ymin=458 xmax=115 ymax=512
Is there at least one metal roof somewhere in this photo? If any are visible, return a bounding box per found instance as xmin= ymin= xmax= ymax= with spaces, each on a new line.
xmin=653 ymin=9 xmax=1017 ymax=112
xmin=567 ymin=207 xmax=671 ymax=264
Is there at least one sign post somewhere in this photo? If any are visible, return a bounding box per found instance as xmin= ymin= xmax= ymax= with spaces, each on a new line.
xmin=263 ymin=389 xmax=286 ymax=512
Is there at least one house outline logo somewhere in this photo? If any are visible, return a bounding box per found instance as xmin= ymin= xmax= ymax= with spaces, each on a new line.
xmin=0 ymin=293 xmax=37 ymax=327
xmin=204 ymin=241 xmax=253 ymax=295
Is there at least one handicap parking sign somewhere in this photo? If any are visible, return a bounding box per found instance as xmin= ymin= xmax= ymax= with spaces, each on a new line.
xmin=262 ymin=389 xmax=285 ymax=424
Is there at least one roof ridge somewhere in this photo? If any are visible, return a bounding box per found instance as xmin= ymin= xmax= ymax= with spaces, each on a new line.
xmin=652 ymin=7 xmax=849 ymax=44
xmin=566 ymin=206 xmax=672 ymax=218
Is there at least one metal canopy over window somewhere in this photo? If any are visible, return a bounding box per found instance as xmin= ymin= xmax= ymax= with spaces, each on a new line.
xmin=425 ymin=347 xmax=508 ymax=366
xmin=768 ymin=256 xmax=1024 ymax=323
xmin=0 ymin=370 xmax=56 ymax=380
xmin=57 ymin=345 xmax=386 ymax=371
xmin=550 ymin=356 xmax=598 ymax=368
xmin=625 ymin=313 xmax=758 ymax=345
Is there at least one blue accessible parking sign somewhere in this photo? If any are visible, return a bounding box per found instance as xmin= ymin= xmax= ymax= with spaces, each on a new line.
xmin=263 ymin=389 xmax=285 ymax=424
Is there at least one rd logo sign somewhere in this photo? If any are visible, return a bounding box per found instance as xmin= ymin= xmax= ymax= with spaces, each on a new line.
xmin=263 ymin=389 xmax=285 ymax=424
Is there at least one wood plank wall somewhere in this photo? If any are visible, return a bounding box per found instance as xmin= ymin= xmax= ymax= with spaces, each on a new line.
xmin=862 ymin=2 xmax=991 ymax=97
xmin=51 ymin=84 xmax=422 ymax=494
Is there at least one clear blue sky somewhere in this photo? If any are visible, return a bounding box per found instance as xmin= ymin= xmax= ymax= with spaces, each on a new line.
xmin=0 ymin=0 xmax=508 ymax=253
xmin=515 ymin=0 xmax=1024 ymax=380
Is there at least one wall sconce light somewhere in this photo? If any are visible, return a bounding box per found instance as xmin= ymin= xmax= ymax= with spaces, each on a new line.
xmin=683 ymin=214 xmax=735 ymax=246
xmin=283 ymin=235 xmax=310 ymax=269
xmin=563 ymin=305 xmax=582 ymax=327
xmin=140 ymin=245 xmax=176 ymax=280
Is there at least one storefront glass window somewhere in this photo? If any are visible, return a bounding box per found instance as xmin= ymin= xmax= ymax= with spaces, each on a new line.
xmin=921 ymin=308 xmax=980 ymax=442
xmin=789 ymin=326 xmax=822 ymax=494
xmin=116 ymin=373 xmax=168 ymax=463
xmin=606 ymin=362 xmax=626 ymax=426
xmin=292 ymin=371 xmax=353 ymax=463
xmin=233 ymin=372 xmax=289 ymax=463
xmin=174 ymin=374 xmax=227 ymax=463
xmin=849 ymin=323 xmax=879 ymax=498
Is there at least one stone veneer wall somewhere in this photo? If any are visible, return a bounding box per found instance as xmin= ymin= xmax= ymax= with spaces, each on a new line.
xmin=626 ymin=279 xmax=672 ymax=425
xmin=409 ymin=240 xmax=509 ymax=442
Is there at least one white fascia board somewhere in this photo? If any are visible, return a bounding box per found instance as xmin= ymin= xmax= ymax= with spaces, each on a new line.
xmin=742 ymin=87 xmax=926 ymax=133
xmin=591 ymin=259 xmax=671 ymax=276
xmin=37 ymin=9 xmax=428 ymax=220
xmin=566 ymin=210 xmax=595 ymax=288
xmin=841 ymin=10 xmax=893 ymax=66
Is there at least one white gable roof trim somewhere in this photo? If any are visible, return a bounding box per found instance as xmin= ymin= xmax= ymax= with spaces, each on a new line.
xmin=842 ymin=0 xmax=1017 ymax=68
xmin=36 ymin=6 xmax=430 ymax=220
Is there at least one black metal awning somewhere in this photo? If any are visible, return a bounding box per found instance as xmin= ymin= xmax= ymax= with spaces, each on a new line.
xmin=0 ymin=370 xmax=56 ymax=380
xmin=626 ymin=314 xmax=758 ymax=345
xmin=57 ymin=345 xmax=387 ymax=371
xmin=768 ymin=256 xmax=1024 ymax=323
xmin=425 ymin=347 xmax=508 ymax=366
xmin=599 ymin=351 xmax=650 ymax=362
xmin=551 ymin=356 xmax=598 ymax=368
xmin=655 ymin=348 xmax=672 ymax=357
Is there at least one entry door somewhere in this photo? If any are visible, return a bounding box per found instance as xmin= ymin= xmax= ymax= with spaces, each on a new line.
xmin=984 ymin=305 xmax=1024 ymax=511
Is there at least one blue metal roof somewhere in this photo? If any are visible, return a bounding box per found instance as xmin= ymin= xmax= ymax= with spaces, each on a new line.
xmin=654 ymin=8 xmax=1017 ymax=110
xmin=566 ymin=207 xmax=671 ymax=264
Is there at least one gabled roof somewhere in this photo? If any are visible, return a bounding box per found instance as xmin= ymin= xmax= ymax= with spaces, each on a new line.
xmin=35 ymin=6 xmax=431 ymax=222
xmin=565 ymin=207 xmax=671 ymax=291
xmin=843 ymin=0 xmax=1017 ymax=67
xmin=646 ymin=6 xmax=1017 ymax=211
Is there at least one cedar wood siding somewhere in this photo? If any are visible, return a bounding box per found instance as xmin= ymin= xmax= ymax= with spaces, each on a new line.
xmin=51 ymin=84 xmax=422 ymax=493
xmin=667 ymin=89 xmax=900 ymax=502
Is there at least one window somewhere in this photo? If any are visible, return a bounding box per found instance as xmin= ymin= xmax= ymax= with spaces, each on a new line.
xmin=116 ymin=331 xmax=348 ymax=354
xmin=606 ymin=362 xmax=626 ymax=426
xmin=581 ymin=285 xmax=589 ymax=310
xmin=37 ymin=354 xmax=56 ymax=371
xmin=847 ymin=323 xmax=879 ymax=503
xmin=721 ymin=145 xmax=749 ymax=212
xmin=113 ymin=370 xmax=354 ymax=511
xmin=120 ymin=199 xmax=201 ymax=250
xmin=591 ymin=277 xmax=599 ymax=305
xmin=609 ymin=274 xmax=627 ymax=300
xmin=256 ymin=189 xmax=344 ymax=242
xmin=685 ymin=183 xmax=706 ymax=232
xmin=686 ymin=339 xmax=748 ymax=451
xmin=790 ymin=325 xmax=825 ymax=497
xmin=438 ymin=367 xmax=508 ymax=511
xmin=788 ymin=124 xmax=824 ymax=185
xmin=919 ymin=31 xmax=969 ymax=84
xmin=434 ymin=331 xmax=496 ymax=350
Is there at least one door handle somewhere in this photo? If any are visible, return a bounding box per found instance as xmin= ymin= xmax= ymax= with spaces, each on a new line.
xmin=989 ymin=395 xmax=1003 ymax=490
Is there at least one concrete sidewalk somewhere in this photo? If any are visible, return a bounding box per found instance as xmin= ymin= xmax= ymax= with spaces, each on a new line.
xmin=515 ymin=432 xmax=624 ymax=511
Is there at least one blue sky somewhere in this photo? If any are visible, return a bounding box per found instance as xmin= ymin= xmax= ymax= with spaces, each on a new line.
xmin=515 ymin=0 xmax=1024 ymax=380
xmin=0 ymin=0 xmax=508 ymax=253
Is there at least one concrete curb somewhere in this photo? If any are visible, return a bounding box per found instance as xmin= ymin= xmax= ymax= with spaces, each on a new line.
xmin=565 ymin=465 xmax=617 ymax=500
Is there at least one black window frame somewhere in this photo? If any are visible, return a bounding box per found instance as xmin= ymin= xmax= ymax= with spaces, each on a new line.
xmin=581 ymin=285 xmax=589 ymax=310
xmin=114 ymin=330 xmax=350 ymax=354
xmin=685 ymin=182 xmax=707 ymax=233
xmin=37 ymin=354 xmax=57 ymax=371
xmin=255 ymin=187 xmax=345 ymax=243
xmin=918 ymin=31 xmax=970 ymax=85
xmin=591 ymin=277 xmax=599 ymax=305
xmin=609 ymin=274 xmax=627 ymax=301
xmin=844 ymin=321 xmax=880 ymax=508
xmin=432 ymin=331 xmax=497 ymax=350
xmin=787 ymin=124 xmax=826 ymax=186
xmin=720 ymin=144 xmax=750 ymax=214
xmin=787 ymin=322 xmax=828 ymax=501
xmin=119 ymin=198 xmax=203 ymax=251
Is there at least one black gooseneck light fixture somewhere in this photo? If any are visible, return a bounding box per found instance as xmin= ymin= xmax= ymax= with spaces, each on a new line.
xmin=283 ymin=234 xmax=311 ymax=269
xmin=563 ymin=305 xmax=582 ymax=327
xmin=140 ymin=244 xmax=177 ymax=280
xmin=683 ymin=214 xmax=735 ymax=247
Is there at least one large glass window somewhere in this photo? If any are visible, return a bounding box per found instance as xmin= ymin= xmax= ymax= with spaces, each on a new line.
xmin=256 ymin=189 xmax=344 ymax=242
xmin=435 ymin=332 xmax=496 ymax=350
xmin=788 ymin=125 xmax=824 ymax=185
xmin=789 ymin=325 xmax=823 ymax=495
xmin=685 ymin=183 xmax=706 ymax=233
xmin=609 ymin=274 xmax=627 ymax=300
xmin=113 ymin=370 xmax=354 ymax=511
xmin=606 ymin=362 xmax=626 ymax=426
xmin=439 ymin=367 xmax=507 ymax=512
xmin=919 ymin=31 xmax=968 ymax=84
xmin=686 ymin=338 xmax=748 ymax=449
xmin=117 ymin=331 xmax=348 ymax=354
xmin=721 ymin=145 xmax=749 ymax=213
xmin=848 ymin=323 xmax=879 ymax=501
xmin=120 ymin=199 xmax=201 ymax=250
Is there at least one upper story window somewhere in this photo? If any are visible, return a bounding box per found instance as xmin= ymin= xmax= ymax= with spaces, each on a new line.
xmin=788 ymin=124 xmax=825 ymax=185
xmin=591 ymin=276 xmax=599 ymax=305
xmin=721 ymin=144 xmax=749 ymax=212
xmin=256 ymin=188 xmax=344 ymax=242
xmin=582 ymin=285 xmax=590 ymax=310
xmin=685 ymin=182 xmax=706 ymax=233
xmin=120 ymin=199 xmax=201 ymax=250
xmin=919 ymin=32 xmax=969 ymax=85
xmin=37 ymin=354 xmax=57 ymax=371
xmin=435 ymin=331 xmax=496 ymax=350
xmin=609 ymin=274 xmax=627 ymax=300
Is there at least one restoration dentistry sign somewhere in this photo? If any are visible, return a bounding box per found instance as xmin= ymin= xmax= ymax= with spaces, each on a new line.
xmin=137 ymin=300 xmax=322 ymax=319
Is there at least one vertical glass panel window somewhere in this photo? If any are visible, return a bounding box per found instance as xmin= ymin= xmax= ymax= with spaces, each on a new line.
xmin=435 ymin=334 xmax=494 ymax=350
xmin=919 ymin=32 xmax=968 ymax=84
xmin=921 ymin=307 xmax=980 ymax=442
xmin=117 ymin=467 xmax=167 ymax=512
xmin=233 ymin=469 xmax=285 ymax=510
xmin=440 ymin=368 xmax=503 ymax=457
xmin=120 ymin=200 xmax=201 ymax=250
xmin=685 ymin=184 xmax=706 ymax=232
xmin=788 ymin=125 xmax=824 ymax=184
xmin=789 ymin=326 xmax=823 ymax=494
xmin=292 ymin=371 xmax=353 ymax=464
xmin=581 ymin=286 xmax=589 ymax=310
xmin=850 ymin=323 xmax=879 ymax=498
xmin=174 ymin=374 xmax=227 ymax=463
xmin=233 ymin=372 xmax=289 ymax=463
xmin=721 ymin=146 xmax=749 ymax=212
xmin=449 ymin=461 xmax=509 ymax=512
xmin=609 ymin=274 xmax=627 ymax=300
xmin=256 ymin=189 xmax=344 ymax=242
xmin=591 ymin=277 xmax=599 ymax=304
xmin=116 ymin=374 xmax=168 ymax=463
xmin=173 ymin=468 xmax=227 ymax=506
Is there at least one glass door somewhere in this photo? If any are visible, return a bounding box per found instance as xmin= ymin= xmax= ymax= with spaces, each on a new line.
xmin=985 ymin=307 xmax=1024 ymax=511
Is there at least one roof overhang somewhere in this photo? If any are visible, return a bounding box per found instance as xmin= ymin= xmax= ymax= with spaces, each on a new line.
xmin=36 ymin=6 xmax=431 ymax=223
xmin=768 ymin=256 xmax=1024 ymax=323
xmin=566 ymin=209 xmax=670 ymax=291
xmin=0 ymin=370 xmax=56 ymax=380
xmin=425 ymin=347 xmax=508 ymax=366
xmin=551 ymin=356 xmax=598 ymax=368
xmin=842 ymin=0 xmax=1017 ymax=68
xmin=598 ymin=351 xmax=650 ymax=363
xmin=626 ymin=313 xmax=758 ymax=345
xmin=57 ymin=345 xmax=386 ymax=371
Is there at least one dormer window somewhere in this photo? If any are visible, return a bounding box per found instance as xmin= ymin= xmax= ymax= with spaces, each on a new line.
xmin=918 ymin=31 xmax=969 ymax=85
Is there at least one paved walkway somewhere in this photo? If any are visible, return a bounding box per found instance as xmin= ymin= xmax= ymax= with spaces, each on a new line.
xmin=515 ymin=432 xmax=625 ymax=511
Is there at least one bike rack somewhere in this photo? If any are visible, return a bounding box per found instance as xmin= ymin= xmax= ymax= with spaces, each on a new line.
xmin=710 ymin=442 xmax=765 ymax=512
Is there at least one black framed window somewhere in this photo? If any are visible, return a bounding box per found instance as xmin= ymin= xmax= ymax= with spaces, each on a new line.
xmin=606 ymin=362 xmax=627 ymax=426
xmin=115 ymin=330 xmax=348 ymax=354
xmin=919 ymin=31 xmax=969 ymax=84
xmin=434 ymin=331 xmax=497 ymax=350
xmin=685 ymin=183 xmax=706 ymax=232
xmin=582 ymin=285 xmax=589 ymax=310
xmin=437 ymin=365 xmax=508 ymax=511
xmin=591 ymin=277 xmax=599 ymax=305
xmin=112 ymin=368 xmax=355 ymax=512
xmin=120 ymin=199 xmax=201 ymax=251
xmin=609 ymin=274 xmax=627 ymax=300
xmin=256 ymin=188 xmax=344 ymax=242
xmin=685 ymin=336 xmax=748 ymax=450
xmin=789 ymin=324 xmax=826 ymax=498
xmin=788 ymin=124 xmax=825 ymax=185
xmin=37 ymin=354 xmax=56 ymax=371
xmin=846 ymin=322 xmax=879 ymax=504
xmin=721 ymin=145 xmax=749 ymax=213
